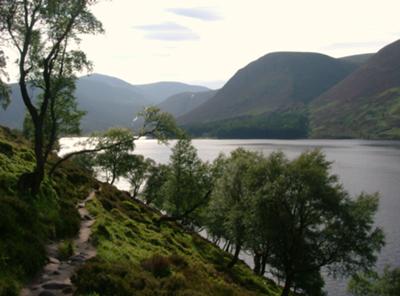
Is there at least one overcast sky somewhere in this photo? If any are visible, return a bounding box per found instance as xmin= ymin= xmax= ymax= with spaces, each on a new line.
xmin=7 ymin=0 xmax=400 ymax=88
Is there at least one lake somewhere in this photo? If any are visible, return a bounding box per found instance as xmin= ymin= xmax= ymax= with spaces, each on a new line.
xmin=59 ymin=138 xmax=400 ymax=296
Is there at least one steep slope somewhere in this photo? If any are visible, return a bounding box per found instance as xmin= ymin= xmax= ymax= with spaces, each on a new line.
xmin=179 ymin=52 xmax=357 ymax=125
xmin=73 ymin=184 xmax=281 ymax=296
xmin=136 ymin=81 xmax=210 ymax=104
xmin=311 ymin=39 xmax=400 ymax=139
xmin=158 ymin=90 xmax=217 ymax=117
xmin=0 ymin=126 xmax=281 ymax=295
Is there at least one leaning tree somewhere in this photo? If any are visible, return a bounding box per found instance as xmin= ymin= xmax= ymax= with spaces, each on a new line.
xmin=0 ymin=0 xmax=103 ymax=195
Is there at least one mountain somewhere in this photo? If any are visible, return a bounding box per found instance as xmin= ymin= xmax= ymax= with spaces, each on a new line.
xmin=157 ymin=90 xmax=217 ymax=118
xmin=0 ymin=74 xmax=210 ymax=133
xmin=179 ymin=52 xmax=357 ymax=126
xmin=135 ymin=81 xmax=210 ymax=104
xmin=178 ymin=52 xmax=358 ymax=138
xmin=340 ymin=53 xmax=374 ymax=66
xmin=311 ymin=40 xmax=400 ymax=139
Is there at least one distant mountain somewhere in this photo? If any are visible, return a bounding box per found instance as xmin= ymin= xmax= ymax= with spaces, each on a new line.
xmin=0 ymin=74 xmax=210 ymax=133
xmin=178 ymin=52 xmax=358 ymax=137
xmin=158 ymin=90 xmax=217 ymax=118
xmin=135 ymin=82 xmax=210 ymax=104
xmin=340 ymin=53 xmax=374 ymax=66
xmin=311 ymin=40 xmax=400 ymax=139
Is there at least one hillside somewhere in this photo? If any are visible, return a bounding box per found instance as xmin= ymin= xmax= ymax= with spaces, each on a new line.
xmin=311 ymin=39 xmax=400 ymax=139
xmin=0 ymin=126 xmax=281 ymax=296
xmin=135 ymin=81 xmax=210 ymax=105
xmin=158 ymin=90 xmax=217 ymax=118
xmin=0 ymin=74 xmax=209 ymax=133
xmin=339 ymin=53 xmax=374 ymax=66
xmin=178 ymin=52 xmax=357 ymax=126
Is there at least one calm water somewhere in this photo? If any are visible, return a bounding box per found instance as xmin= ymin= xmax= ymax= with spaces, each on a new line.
xmin=60 ymin=138 xmax=400 ymax=296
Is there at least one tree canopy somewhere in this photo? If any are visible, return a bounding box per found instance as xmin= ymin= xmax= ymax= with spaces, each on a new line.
xmin=0 ymin=0 xmax=103 ymax=194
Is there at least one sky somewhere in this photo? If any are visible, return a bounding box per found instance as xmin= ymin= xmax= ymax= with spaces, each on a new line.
xmin=6 ymin=0 xmax=400 ymax=89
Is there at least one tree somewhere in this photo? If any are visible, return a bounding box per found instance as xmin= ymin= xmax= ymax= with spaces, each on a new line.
xmin=142 ymin=162 xmax=169 ymax=207
xmin=207 ymin=148 xmax=264 ymax=268
xmin=92 ymin=128 xmax=135 ymax=185
xmin=348 ymin=266 xmax=400 ymax=296
xmin=260 ymin=150 xmax=385 ymax=296
xmin=159 ymin=138 xmax=212 ymax=226
xmin=124 ymin=155 xmax=154 ymax=199
xmin=22 ymin=78 xmax=86 ymax=151
xmin=0 ymin=49 xmax=9 ymax=109
xmin=49 ymin=106 xmax=180 ymax=177
xmin=0 ymin=0 xmax=103 ymax=195
xmin=246 ymin=151 xmax=287 ymax=276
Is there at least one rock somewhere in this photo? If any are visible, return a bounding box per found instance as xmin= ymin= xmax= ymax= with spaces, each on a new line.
xmin=42 ymin=281 xmax=72 ymax=290
xmin=48 ymin=257 xmax=60 ymax=264
xmin=52 ymin=270 xmax=60 ymax=275
xmin=62 ymin=286 xmax=73 ymax=294
xmin=44 ymin=263 xmax=59 ymax=273
xmin=39 ymin=291 xmax=56 ymax=296
xmin=83 ymin=214 xmax=93 ymax=220
xmin=69 ymin=254 xmax=85 ymax=262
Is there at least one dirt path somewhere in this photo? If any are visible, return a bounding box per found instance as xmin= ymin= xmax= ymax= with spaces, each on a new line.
xmin=20 ymin=191 xmax=97 ymax=296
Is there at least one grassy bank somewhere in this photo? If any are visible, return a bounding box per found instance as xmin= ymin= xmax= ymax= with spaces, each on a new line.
xmin=0 ymin=126 xmax=94 ymax=295
xmin=73 ymin=183 xmax=281 ymax=296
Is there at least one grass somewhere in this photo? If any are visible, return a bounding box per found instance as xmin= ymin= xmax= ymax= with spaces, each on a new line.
xmin=0 ymin=126 xmax=95 ymax=295
xmin=0 ymin=125 xmax=283 ymax=295
xmin=73 ymin=183 xmax=281 ymax=296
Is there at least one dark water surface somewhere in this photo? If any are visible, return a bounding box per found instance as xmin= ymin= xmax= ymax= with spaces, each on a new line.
xmin=60 ymin=138 xmax=400 ymax=296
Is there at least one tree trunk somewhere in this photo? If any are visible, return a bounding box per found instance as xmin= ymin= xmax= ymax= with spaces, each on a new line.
xmin=280 ymin=276 xmax=292 ymax=296
xmin=31 ymin=122 xmax=45 ymax=195
xmin=253 ymin=252 xmax=261 ymax=274
xmin=260 ymin=253 xmax=267 ymax=276
xmin=227 ymin=243 xmax=241 ymax=268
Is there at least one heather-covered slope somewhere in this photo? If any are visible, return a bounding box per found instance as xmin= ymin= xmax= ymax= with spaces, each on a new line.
xmin=178 ymin=52 xmax=357 ymax=125
xmin=311 ymin=39 xmax=400 ymax=139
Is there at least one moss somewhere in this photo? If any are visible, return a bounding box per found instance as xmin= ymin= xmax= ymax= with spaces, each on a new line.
xmin=74 ymin=183 xmax=280 ymax=296
xmin=0 ymin=127 xmax=97 ymax=292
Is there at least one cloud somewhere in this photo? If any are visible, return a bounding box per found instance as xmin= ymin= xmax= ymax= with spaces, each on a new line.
xmin=136 ymin=22 xmax=189 ymax=32
xmin=323 ymin=40 xmax=386 ymax=50
xmin=135 ymin=22 xmax=199 ymax=41
xmin=167 ymin=7 xmax=221 ymax=21
xmin=144 ymin=31 xmax=199 ymax=41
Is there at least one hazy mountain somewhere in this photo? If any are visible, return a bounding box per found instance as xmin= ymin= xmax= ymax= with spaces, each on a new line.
xmin=158 ymin=90 xmax=217 ymax=118
xmin=339 ymin=53 xmax=375 ymax=66
xmin=311 ymin=39 xmax=400 ymax=139
xmin=178 ymin=52 xmax=357 ymax=127
xmin=135 ymin=82 xmax=210 ymax=104
xmin=0 ymin=74 xmax=210 ymax=133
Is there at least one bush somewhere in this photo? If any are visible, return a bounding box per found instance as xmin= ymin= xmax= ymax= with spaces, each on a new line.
xmin=141 ymin=254 xmax=171 ymax=278
xmin=58 ymin=240 xmax=74 ymax=260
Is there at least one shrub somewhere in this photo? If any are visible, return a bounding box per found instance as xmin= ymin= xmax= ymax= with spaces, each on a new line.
xmin=141 ymin=254 xmax=171 ymax=278
xmin=58 ymin=240 xmax=74 ymax=260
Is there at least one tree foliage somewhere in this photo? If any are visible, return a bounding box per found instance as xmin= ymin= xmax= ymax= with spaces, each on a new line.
xmin=125 ymin=155 xmax=154 ymax=199
xmin=158 ymin=138 xmax=212 ymax=225
xmin=92 ymin=127 xmax=135 ymax=185
xmin=0 ymin=49 xmax=9 ymax=109
xmin=205 ymin=148 xmax=384 ymax=296
xmin=348 ymin=266 xmax=400 ymax=296
xmin=0 ymin=0 xmax=103 ymax=194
